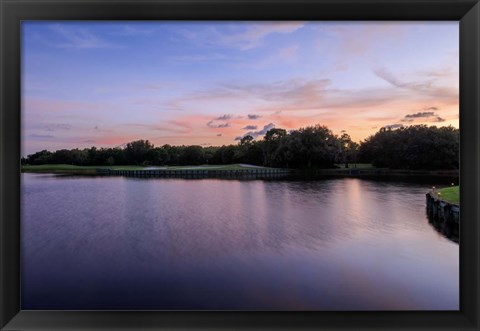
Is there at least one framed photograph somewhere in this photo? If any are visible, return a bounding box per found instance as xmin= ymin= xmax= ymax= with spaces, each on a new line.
xmin=1 ymin=0 xmax=479 ymax=330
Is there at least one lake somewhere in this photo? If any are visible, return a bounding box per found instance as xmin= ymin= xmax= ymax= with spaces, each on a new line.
xmin=21 ymin=173 xmax=459 ymax=310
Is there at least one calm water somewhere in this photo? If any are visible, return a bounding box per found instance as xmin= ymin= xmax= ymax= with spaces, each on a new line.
xmin=21 ymin=174 xmax=459 ymax=310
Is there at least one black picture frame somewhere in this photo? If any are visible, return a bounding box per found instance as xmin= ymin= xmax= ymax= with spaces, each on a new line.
xmin=1 ymin=0 xmax=479 ymax=330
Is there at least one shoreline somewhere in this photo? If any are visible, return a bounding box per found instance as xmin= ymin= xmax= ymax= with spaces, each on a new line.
xmin=305 ymin=168 xmax=458 ymax=177
xmin=21 ymin=165 xmax=459 ymax=180
xmin=425 ymin=191 xmax=459 ymax=242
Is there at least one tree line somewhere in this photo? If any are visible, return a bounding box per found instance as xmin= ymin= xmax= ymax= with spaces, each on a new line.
xmin=357 ymin=125 xmax=459 ymax=170
xmin=22 ymin=124 xmax=459 ymax=170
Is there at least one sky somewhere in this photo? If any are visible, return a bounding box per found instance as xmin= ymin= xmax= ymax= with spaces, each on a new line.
xmin=22 ymin=21 xmax=459 ymax=155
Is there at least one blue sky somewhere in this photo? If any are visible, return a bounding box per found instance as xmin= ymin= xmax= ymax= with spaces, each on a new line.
xmin=22 ymin=21 xmax=459 ymax=155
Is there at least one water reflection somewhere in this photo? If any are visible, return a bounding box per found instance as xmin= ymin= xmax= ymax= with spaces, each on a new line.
xmin=427 ymin=210 xmax=459 ymax=243
xmin=21 ymin=174 xmax=458 ymax=310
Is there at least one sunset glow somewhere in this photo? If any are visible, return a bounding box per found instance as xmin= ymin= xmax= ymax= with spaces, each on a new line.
xmin=22 ymin=21 xmax=459 ymax=155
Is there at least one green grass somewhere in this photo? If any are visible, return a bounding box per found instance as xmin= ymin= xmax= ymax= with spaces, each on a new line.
xmin=110 ymin=166 xmax=149 ymax=170
xmin=22 ymin=164 xmax=98 ymax=170
xmin=437 ymin=185 xmax=459 ymax=205
xmin=22 ymin=164 xmax=147 ymax=173
xmin=167 ymin=164 xmax=270 ymax=170
xmin=22 ymin=164 xmax=101 ymax=173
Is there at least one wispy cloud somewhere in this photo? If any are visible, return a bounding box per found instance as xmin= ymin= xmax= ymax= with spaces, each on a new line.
xmin=373 ymin=67 xmax=458 ymax=103
xmin=29 ymin=134 xmax=55 ymax=139
xmin=125 ymin=121 xmax=192 ymax=134
xmin=374 ymin=68 xmax=434 ymax=91
xmin=178 ymin=22 xmax=305 ymax=50
xmin=167 ymin=74 xmax=457 ymax=119
xmin=242 ymin=125 xmax=258 ymax=130
xmin=169 ymin=53 xmax=229 ymax=63
xmin=222 ymin=78 xmax=331 ymax=103
xmin=225 ymin=23 xmax=305 ymax=50
xmin=163 ymin=78 xmax=332 ymax=115
xmin=50 ymin=24 xmax=115 ymax=49
xmin=323 ymin=24 xmax=408 ymax=56
xmin=246 ymin=44 xmax=299 ymax=69
xmin=314 ymin=23 xmax=409 ymax=70
xmin=113 ymin=25 xmax=156 ymax=36
xmin=44 ymin=123 xmax=72 ymax=132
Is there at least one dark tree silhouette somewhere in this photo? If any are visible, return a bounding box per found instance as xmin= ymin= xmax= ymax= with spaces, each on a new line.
xmin=23 ymin=124 xmax=458 ymax=170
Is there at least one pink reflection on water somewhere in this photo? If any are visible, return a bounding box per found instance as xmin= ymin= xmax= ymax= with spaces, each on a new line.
xmin=21 ymin=175 xmax=458 ymax=310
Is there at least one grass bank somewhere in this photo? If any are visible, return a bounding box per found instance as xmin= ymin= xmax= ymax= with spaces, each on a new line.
xmin=22 ymin=164 xmax=152 ymax=174
xmin=437 ymin=186 xmax=459 ymax=205
xmin=21 ymin=164 xmax=273 ymax=174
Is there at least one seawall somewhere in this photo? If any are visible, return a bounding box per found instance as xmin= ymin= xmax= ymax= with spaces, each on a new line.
xmin=425 ymin=191 xmax=459 ymax=242
xmin=96 ymin=168 xmax=291 ymax=179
